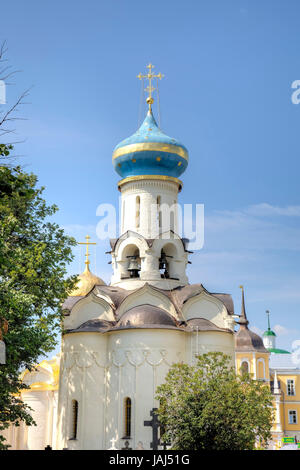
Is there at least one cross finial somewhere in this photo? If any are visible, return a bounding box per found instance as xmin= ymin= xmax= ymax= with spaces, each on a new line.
xmin=78 ymin=235 xmax=96 ymax=268
xmin=137 ymin=63 xmax=164 ymax=111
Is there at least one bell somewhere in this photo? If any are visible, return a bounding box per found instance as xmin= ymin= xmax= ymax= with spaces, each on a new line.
xmin=127 ymin=258 xmax=141 ymax=278
xmin=159 ymin=250 xmax=170 ymax=278
xmin=159 ymin=251 xmax=168 ymax=270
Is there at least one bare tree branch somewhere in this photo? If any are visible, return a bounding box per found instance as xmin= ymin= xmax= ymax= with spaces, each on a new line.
xmin=0 ymin=41 xmax=30 ymax=164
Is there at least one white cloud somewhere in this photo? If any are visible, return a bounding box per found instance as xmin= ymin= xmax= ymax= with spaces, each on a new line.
xmin=273 ymin=324 xmax=290 ymax=336
xmin=246 ymin=203 xmax=300 ymax=217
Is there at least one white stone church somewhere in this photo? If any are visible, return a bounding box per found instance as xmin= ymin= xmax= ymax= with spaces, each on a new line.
xmin=3 ymin=67 xmax=240 ymax=450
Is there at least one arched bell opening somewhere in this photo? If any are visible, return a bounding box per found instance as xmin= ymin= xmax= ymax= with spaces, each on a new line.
xmin=122 ymin=244 xmax=141 ymax=279
xmin=159 ymin=243 xmax=178 ymax=280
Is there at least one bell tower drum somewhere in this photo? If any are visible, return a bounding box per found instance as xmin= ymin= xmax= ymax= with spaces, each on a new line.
xmin=110 ymin=64 xmax=190 ymax=290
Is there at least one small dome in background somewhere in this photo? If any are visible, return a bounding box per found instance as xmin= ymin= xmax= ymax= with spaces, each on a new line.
xmin=263 ymin=309 xmax=276 ymax=337
xmin=69 ymin=264 xmax=106 ymax=297
xmin=235 ymin=328 xmax=268 ymax=353
xmin=263 ymin=329 xmax=276 ymax=337
xmin=262 ymin=310 xmax=290 ymax=354
xmin=112 ymin=109 xmax=188 ymax=180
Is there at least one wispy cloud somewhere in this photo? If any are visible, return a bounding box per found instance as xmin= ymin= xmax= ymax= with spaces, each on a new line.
xmin=202 ymin=203 xmax=300 ymax=253
xmin=273 ymin=324 xmax=295 ymax=336
xmin=187 ymin=203 xmax=300 ymax=345
xmin=246 ymin=203 xmax=300 ymax=217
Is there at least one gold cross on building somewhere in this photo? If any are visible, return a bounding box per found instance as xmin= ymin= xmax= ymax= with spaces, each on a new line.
xmin=137 ymin=63 xmax=164 ymax=110
xmin=78 ymin=235 xmax=96 ymax=267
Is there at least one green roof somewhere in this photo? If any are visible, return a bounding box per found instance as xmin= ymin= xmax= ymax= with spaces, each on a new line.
xmin=263 ymin=330 xmax=276 ymax=337
xmin=268 ymin=348 xmax=290 ymax=354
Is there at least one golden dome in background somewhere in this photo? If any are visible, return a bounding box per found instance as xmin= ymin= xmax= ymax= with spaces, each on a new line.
xmin=69 ymin=264 xmax=106 ymax=296
xmin=69 ymin=235 xmax=105 ymax=296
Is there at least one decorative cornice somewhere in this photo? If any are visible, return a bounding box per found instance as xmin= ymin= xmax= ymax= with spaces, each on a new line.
xmin=121 ymin=183 xmax=178 ymax=194
xmin=118 ymin=175 xmax=183 ymax=192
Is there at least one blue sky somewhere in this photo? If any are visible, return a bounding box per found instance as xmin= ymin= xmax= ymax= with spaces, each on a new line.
xmin=1 ymin=0 xmax=300 ymax=352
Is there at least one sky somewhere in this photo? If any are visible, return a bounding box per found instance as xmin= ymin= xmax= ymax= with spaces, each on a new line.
xmin=1 ymin=0 xmax=300 ymax=353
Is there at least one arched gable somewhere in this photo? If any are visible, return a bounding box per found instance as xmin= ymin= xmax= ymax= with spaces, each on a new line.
xmin=116 ymin=283 xmax=178 ymax=320
xmin=64 ymin=293 xmax=115 ymax=330
xmin=182 ymin=291 xmax=230 ymax=330
xmin=151 ymin=231 xmax=186 ymax=259
xmin=114 ymin=233 xmax=150 ymax=261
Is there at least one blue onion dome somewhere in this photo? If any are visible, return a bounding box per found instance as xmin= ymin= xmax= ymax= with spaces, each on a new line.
xmin=112 ymin=109 xmax=188 ymax=179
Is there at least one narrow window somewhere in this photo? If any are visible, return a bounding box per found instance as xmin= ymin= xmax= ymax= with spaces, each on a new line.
xmin=287 ymin=379 xmax=295 ymax=396
xmin=171 ymin=199 xmax=177 ymax=231
xmin=170 ymin=210 xmax=175 ymax=232
xmin=71 ymin=400 xmax=78 ymax=439
xmin=157 ymin=196 xmax=162 ymax=229
xmin=240 ymin=361 xmax=249 ymax=374
xmin=124 ymin=397 xmax=131 ymax=437
xmin=288 ymin=410 xmax=297 ymax=424
xmin=136 ymin=196 xmax=140 ymax=229
xmin=122 ymin=200 xmax=125 ymax=231
xmin=257 ymin=359 xmax=265 ymax=380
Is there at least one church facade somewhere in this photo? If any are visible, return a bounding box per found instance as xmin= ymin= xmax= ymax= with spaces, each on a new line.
xmin=2 ymin=66 xmax=299 ymax=450
xmin=55 ymin=68 xmax=236 ymax=449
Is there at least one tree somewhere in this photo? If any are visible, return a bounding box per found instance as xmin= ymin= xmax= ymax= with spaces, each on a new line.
xmin=156 ymin=352 xmax=274 ymax=450
xmin=0 ymin=144 xmax=78 ymax=449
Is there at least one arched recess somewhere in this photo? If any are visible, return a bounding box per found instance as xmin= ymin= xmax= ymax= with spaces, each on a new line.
xmin=115 ymin=235 xmax=150 ymax=280
xmin=159 ymin=242 xmax=179 ymax=279
xmin=120 ymin=243 xmax=141 ymax=279
xmin=240 ymin=360 xmax=250 ymax=375
xmin=152 ymin=233 xmax=187 ymax=281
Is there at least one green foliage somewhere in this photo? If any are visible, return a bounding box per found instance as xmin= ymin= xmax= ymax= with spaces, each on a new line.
xmin=0 ymin=144 xmax=13 ymax=158
xmin=0 ymin=145 xmax=78 ymax=449
xmin=156 ymin=352 xmax=274 ymax=450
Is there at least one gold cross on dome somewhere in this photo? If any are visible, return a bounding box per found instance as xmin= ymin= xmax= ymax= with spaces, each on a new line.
xmin=137 ymin=63 xmax=164 ymax=110
xmin=78 ymin=235 xmax=96 ymax=267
